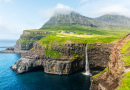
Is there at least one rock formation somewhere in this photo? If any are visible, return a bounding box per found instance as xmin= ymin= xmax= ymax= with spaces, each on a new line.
xmin=11 ymin=42 xmax=114 ymax=75
xmin=90 ymin=33 xmax=130 ymax=90
xmin=0 ymin=31 xmax=51 ymax=53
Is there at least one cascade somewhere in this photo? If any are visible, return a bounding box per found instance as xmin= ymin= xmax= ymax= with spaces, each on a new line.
xmin=83 ymin=45 xmax=92 ymax=76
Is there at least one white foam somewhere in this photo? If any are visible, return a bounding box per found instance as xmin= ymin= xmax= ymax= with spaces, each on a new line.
xmin=82 ymin=71 xmax=92 ymax=76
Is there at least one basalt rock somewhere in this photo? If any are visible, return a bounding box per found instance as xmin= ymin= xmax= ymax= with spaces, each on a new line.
xmin=0 ymin=31 xmax=51 ymax=53
xmin=10 ymin=57 xmax=45 ymax=73
xmin=11 ymin=42 xmax=114 ymax=75
xmin=90 ymin=33 xmax=130 ymax=90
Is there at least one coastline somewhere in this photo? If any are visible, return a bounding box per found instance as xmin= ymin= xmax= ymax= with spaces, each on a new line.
xmin=0 ymin=48 xmax=27 ymax=54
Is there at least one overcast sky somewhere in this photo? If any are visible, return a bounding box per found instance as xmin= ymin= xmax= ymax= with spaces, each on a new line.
xmin=0 ymin=0 xmax=130 ymax=39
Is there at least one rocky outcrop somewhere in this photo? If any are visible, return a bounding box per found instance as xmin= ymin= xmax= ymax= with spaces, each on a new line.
xmin=88 ymin=43 xmax=115 ymax=75
xmin=11 ymin=57 xmax=45 ymax=73
xmin=11 ymin=42 xmax=114 ymax=75
xmin=15 ymin=31 xmax=50 ymax=51
xmin=44 ymin=59 xmax=85 ymax=75
xmin=90 ymin=33 xmax=130 ymax=90
xmin=11 ymin=43 xmax=86 ymax=75
xmin=0 ymin=30 xmax=51 ymax=53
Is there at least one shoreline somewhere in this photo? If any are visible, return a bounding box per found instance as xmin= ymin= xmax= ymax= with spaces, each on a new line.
xmin=0 ymin=50 xmax=27 ymax=54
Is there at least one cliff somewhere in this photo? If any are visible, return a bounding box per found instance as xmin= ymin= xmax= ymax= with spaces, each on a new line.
xmin=11 ymin=43 xmax=86 ymax=75
xmin=0 ymin=30 xmax=51 ymax=53
xmin=90 ymin=33 xmax=130 ymax=90
xmin=11 ymin=40 xmax=114 ymax=75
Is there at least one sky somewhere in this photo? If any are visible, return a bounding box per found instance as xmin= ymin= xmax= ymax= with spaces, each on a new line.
xmin=0 ymin=0 xmax=130 ymax=40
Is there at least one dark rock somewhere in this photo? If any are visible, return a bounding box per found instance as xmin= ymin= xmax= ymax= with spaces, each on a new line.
xmin=11 ymin=42 xmax=114 ymax=75
xmin=10 ymin=57 xmax=45 ymax=73
xmin=90 ymin=33 xmax=130 ymax=90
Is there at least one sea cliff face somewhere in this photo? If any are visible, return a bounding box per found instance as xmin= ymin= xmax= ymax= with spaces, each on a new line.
xmin=0 ymin=30 xmax=51 ymax=53
xmin=90 ymin=33 xmax=130 ymax=90
xmin=11 ymin=41 xmax=114 ymax=75
xmin=11 ymin=43 xmax=86 ymax=75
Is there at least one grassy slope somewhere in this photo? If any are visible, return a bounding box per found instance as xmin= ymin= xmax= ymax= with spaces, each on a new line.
xmin=40 ymin=25 xmax=130 ymax=36
xmin=118 ymin=39 xmax=130 ymax=90
xmin=118 ymin=72 xmax=130 ymax=90
xmin=121 ymin=40 xmax=130 ymax=66
xmin=39 ymin=25 xmax=130 ymax=48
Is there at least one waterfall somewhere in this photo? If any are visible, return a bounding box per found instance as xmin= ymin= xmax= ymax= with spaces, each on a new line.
xmin=85 ymin=45 xmax=89 ymax=71
xmin=83 ymin=45 xmax=92 ymax=76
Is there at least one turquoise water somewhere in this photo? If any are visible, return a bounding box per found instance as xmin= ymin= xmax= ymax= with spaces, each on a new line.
xmin=0 ymin=40 xmax=90 ymax=90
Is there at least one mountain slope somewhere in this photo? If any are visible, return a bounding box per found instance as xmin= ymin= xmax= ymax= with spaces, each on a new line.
xmin=42 ymin=11 xmax=99 ymax=27
xmin=96 ymin=14 xmax=130 ymax=27
xmin=42 ymin=11 xmax=130 ymax=28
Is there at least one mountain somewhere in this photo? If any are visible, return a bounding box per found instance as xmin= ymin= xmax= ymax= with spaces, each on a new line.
xmin=42 ymin=11 xmax=130 ymax=28
xmin=42 ymin=11 xmax=99 ymax=27
xmin=96 ymin=14 xmax=130 ymax=27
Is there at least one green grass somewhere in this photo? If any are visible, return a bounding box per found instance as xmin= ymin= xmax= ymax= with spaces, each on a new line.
xmin=121 ymin=40 xmax=130 ymax=66
xmin=92 ymin=67 xmax=108 ymax=81
xmin=40 ymin=25 xmax=130 ymax=36
xmin=17 ymin=39 xmax=29 ymax=44
xmin=44 ymin=49 xmax=61 ymax=58
xmin=118 ymin=71 xmax=130 ymax=90
xmin=19 ymin=25 xmax=130 ymax=51
xmin=39 ymin=34 xmax=120 ymax=49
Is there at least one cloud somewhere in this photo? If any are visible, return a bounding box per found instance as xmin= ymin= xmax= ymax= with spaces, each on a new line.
xmin=40 ymin=3 xmax=74 ymax=20
xmin=94 ymin=5 xmax=130 ymax=17
xmin=80 ymin=0 xmax=88 ymax=3
xmin=78 ymin=0 xmax=130 ymax=17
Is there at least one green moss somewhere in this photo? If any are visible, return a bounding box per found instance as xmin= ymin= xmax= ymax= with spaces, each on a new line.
xmin=71 ymin=54 xmax=79 ymax=59
xmin=17 ymin=39 xmax=29 ymax=44
xmin=88 ymin=46 xmax=94 ymax=49
xmin=121 ymin=40 xmax=130 ymax=66
xmin=44 ymin=49 xmax=61 ymax=58
xmin=118 ymin=71 xmax=130 ymax=90
xmin=93 ymin=67 xmax=108 ymax=81
xmin=30 ymin=48 xmax=33 ymax=50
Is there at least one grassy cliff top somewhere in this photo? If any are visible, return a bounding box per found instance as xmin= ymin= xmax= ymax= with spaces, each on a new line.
xmin=20 ymin=25 xmax=130 ymax=49
xmin=40 ymin=25 xmax=130 ymax=36
xmin=38 ymin=25 xmax=130 ymax=48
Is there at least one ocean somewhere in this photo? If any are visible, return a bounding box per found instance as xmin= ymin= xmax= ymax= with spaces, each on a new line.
xmin=0 ymin=40 xmax=90 ymax=90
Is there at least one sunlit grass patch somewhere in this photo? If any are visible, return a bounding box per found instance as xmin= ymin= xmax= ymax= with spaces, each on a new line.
xmin=118 ymin=71 xmax=130 ymax=90
xmin=121 ymin=40 xmax=130 ymax=66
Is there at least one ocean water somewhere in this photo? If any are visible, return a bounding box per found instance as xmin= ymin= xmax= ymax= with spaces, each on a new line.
xmin=0 ymin=40 xmax=91 ymax=90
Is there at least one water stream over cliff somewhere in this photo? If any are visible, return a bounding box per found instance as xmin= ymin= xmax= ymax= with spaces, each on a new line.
xmin=83 ymin=45 xmax=92 ymax=76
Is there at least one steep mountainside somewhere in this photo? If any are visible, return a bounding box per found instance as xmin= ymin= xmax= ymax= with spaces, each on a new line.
xmin=96 ymin=14 xmax=130 ymax=27
xmin=42 ymin=11 xmax=130 ymax=28
xmin=42 ymin=11 xmax=98 ymax=27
